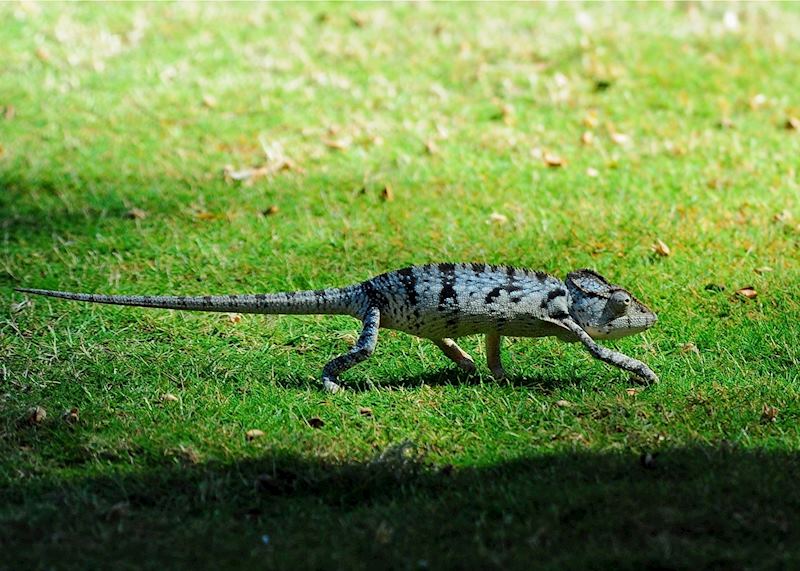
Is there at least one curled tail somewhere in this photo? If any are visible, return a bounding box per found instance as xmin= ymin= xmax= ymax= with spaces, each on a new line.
xmin=14 ymin=286 xmax=362 ymax=317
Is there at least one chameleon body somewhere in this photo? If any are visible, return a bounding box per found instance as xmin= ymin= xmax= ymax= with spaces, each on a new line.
xmin=16 ymin=263 xmax=658 ymax=392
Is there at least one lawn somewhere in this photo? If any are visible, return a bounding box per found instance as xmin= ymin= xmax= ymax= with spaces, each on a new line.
xmin=2 ymin=2 xmax=800 ymax=569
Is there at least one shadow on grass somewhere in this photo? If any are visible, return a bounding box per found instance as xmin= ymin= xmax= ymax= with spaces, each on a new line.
xmin=2 ymin=440 xmax=799 ymax=570
xmin=343 ymin=367 xmax=583 ymax=393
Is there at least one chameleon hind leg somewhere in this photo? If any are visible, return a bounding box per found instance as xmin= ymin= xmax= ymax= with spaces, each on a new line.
xmin=321 ymin=306 xmax=380 ymax=393
xmin=486 ymin=332 xmax=506 ymax=380
xmin=432 ymin=338 xmax=476 ymax=372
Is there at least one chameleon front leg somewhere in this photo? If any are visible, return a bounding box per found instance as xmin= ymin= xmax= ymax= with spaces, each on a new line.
xmin=561 ymin=319 xmax=659 ymax=384
xmin=431 ymin=338 xmax=476 ymax=372
xmin=321 ymin=306 xmax=380 ymax=393
xmin=486 ymin=332 xmax=506 ymax=380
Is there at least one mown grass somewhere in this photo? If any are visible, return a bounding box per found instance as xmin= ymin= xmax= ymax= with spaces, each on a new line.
xmin=1 ymin=3 xmax=799 ymax=569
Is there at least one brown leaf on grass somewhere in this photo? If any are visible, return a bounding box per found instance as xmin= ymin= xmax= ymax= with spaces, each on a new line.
xmin=640 ymin=452 xmax=657 ymax=469
xmin=761 ymin=404 xmax=779 ymax=423
xmin=773 ymin=210 xmax=792 ymax=223
xmin=106 ymin=501 xmax=131 ymax=521
xmin=246 ymin=429 xmax=265 ymax=441
xmin=651 ymin=239 xmax=671 ymax=257
xmin=735 ymin=286 xmax=757 ymax=300
xmin=754 ymin=266 xmax=773 ymax=275
xmin=2 ymin=105 xmax=15 ymax=120
xmin=626 ymin=388 xmax=642 ymax=396
xmin=323 ymin=137 xmax=351 ymax=151
xmin=202 ymin=95 xmax=217 ymax=108
xmin=749 ymin=94 xmax=767 ymax=110
xmin=350 ymin=12 xmax=368 ymax=27
xmin=543 ymin=153 xmax=566 ymax=167
xmin=610 ymin=132 xmax=631 ymax=146
xmin=680 ymin=343 xmax=700 ymax=355
xmin=161 ymin=393 xmax=179 ymax=403
xmin=580 ymin=131 xmax=594 ymax=145
xmin=488 ymin=212 xmax=508 ymax=225
xmin=582 ymin=110 xmax=599 ymax=128
xmin=62 ymin=407 xmax=79 ymax=424
xmin=125 ymin=208 xmax=147 ymax=220
xmin=359 ymin=407 xmax=373 ymax=418
xmin=555 ymin=399 xmax=572 ymax=408
xmin=194 ymin=211 xmax=218 ymax=221
xmin=227 ymin=313 xmax=242 ymax=324
xmin=717 ymin=117 xmax=735 ymax=129
xmin=35 ymin=46 xmax=50 ymax=62
xmin=381 ymin=184 xmax=394 ymax=202
xmin=262 ymin=205 xmax=280 ymax=216
xmin=307 ymin=417 xmax=325 ymax=429
xmin=26 ymin=406 xmax=47 ymax=425
xmin=785 ymin=117 xmax=800 ymax=131
xmin=424 ymin=139 xmax=439 ymax=155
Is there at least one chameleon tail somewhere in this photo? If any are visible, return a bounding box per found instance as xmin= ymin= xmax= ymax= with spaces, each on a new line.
xmin=14 ymin=286 xmax=362 ymax=317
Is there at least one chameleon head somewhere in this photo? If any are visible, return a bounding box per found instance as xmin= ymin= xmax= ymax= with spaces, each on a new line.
xmin=565 ymin=269 xmax=657 ymax=340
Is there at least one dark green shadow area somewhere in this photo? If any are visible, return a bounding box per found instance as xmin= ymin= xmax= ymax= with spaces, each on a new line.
xmin=2 ymin=444 xmax=798 ymax=570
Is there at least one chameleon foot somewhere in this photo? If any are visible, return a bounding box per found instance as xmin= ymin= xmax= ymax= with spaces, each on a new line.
xmin=457 ymin=357 xmax=476 ymax=372
xmin=490 ymin=365 xmax=507 ymax=381
xmin=322 ymin=378 xmax=343 ymax=393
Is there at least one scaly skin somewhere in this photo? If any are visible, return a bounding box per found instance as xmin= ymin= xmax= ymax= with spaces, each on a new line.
xmin=16 ymin=263 xmax=659 ymax=392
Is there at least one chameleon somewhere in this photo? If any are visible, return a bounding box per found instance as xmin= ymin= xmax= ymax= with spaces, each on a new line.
xmin=15 ymin=263 xmax=658 ymax=392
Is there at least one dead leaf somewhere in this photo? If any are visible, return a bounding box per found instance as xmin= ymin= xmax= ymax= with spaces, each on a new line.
xmin=359 ymin=407 xmax=373 ymax=418
xmin=161 ymin=393 xmax=179 ymax=403
xmin=555 ymin=399 xmax=572 ymax=408
xmin=626 ymin=388 xmax=642 ymax=396
xmin=651 ymin=239 xmax=671 ymax=257
xmin=375 ymin=520 xmax=393 ymax=544
xmin=381 ymin=184 xmax=394 ymax=202
xmin=2 ymin=105 xmax=15 ymax=120
xmin=488 ymin=212 xmax=508 ymax=225
xmin=785 ymin=117 xmax=800 ymax=131
xmin=543 ymin=152 xmax=565 ymax=167
xmin=246 ymin=429 xmax=265 ymax=441
xmin=640 ymin=452 xmax=657 ymax=469
xmin=680 ymin=342 xmax=700 ymax=355
xmin=582 ymin=110 xmax=599 ymax=128
xmin=773 ymin=210 xmax=792 ymax=223
xmin=262 ymin=205 xmax=280 ymax=216
xmin=761 ymin=404 xmax=779 ymax=423
xmin=106 ymin=501 xmax=130 ymax=521
xmin=754 ymin=266 xmax=773 ymax=275
xmin=227 ymin=313 xmax=242 ymax=324
xmin=749 ymin=93 xmax=767 ymax=110
xmin=610 ymin=132 xmax=630 ymax=146
xmin=62 ymin=407 xmax=79 ymax=424
xmin=307 ymin=417 xmax=325 ymax=429
xmin=424 ymin=139 xmax=439 ymax=155
xmin=194 ymin=211 xmax=218 ymax=221
xmin=735 ymin=286 xmax=757 ymax=300
xmin=35 ymin=46 xmax=50 ymax=62
xmin=323 ymin=137 xmax=351 ymax=151
xmin=586 ymin=167 xmax=599 ymax=177
xmin=580 ymin=131 xmax=594 ymax=145
xmin=202 ymin=95 xmax=217 ymax=108
xmin=717 ymin=117 xmax=735 ymax=129
xmin=126 ymin=208 xmax=147 ymax=220
xmin=26 ymin=406 xmax=47 ymax=425
xmin=350 ymin=12 xmax=368 ymax=27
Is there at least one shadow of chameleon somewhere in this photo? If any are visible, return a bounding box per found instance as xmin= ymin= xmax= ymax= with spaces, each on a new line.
xmin=2 ymin=442 xmax=798 ymax=570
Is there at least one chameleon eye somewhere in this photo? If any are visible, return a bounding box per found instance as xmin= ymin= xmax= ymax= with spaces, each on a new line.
xmin=609 ymin=291 xmax=632 ymax=313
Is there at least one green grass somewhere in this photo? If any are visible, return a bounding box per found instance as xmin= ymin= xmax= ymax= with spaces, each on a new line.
xmin=2 ymin=2 xmax=800 ymax=569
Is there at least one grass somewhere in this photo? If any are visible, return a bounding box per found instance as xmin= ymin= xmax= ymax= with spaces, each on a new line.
xmin=1 ymin=2 xmax=800 ymax=569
